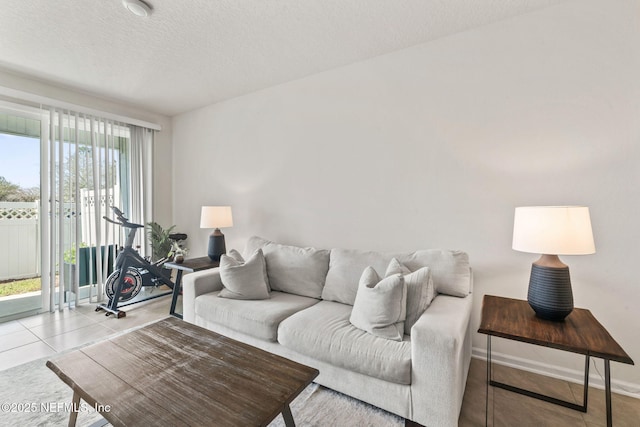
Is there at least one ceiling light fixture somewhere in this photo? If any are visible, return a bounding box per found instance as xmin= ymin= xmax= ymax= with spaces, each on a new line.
xmin=122 ymin=0 xmax=153 ymax=17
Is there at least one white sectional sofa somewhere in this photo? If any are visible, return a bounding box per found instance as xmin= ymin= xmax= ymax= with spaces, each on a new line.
xmin=183 ymin=236 xmax=473 ymax=427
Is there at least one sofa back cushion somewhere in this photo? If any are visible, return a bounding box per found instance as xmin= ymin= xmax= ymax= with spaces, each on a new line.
xmin=322 ymin=248 xmax=471 ymax=305
xmin=244 ymin=236 xmax=330 ymax=299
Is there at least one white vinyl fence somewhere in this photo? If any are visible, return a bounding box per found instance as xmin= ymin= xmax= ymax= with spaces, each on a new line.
xmin=0 ymin=202 xmax=40 ymax=281
xmin=79 ymin=185 xmax=120 ymax=248
xmin=0 ymin=189 xmax=121 ymax=284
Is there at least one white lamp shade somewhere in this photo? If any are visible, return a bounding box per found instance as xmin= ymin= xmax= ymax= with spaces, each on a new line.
xmin=200 ymin=206 xmax=233 ymax=229
xmin=512 ymin=206 xmax=595 ymax=255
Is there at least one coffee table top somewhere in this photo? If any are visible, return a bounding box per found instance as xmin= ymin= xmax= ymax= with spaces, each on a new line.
xmin=478 ymin=295 xmax=633 ymax=365
xmin=47 ymin=317 xmax=319 ymax=426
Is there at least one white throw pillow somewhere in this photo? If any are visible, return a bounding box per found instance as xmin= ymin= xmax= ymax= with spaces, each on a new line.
xmin=244 ymin=236 xmax=328 ymax=299
xmin=229 ymin=247 xmax=271 ymax=291
xmin=349 ymin=266 xmax=407 ymax=341
xmin=385 ymin=258 xmax=435 ymax=335
xmin=218 ymin=249 xmax=270 ymax=300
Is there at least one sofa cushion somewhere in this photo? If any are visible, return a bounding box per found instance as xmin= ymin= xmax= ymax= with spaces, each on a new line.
xmin=322 ymin=248 xmax=471 ymax=305
xmin=278 ymin=301 xmax=412 ymax=384
xmin=244 ymin=236 xmax=329 ymax=299
xmin=385 ymin=258 xmax=435 ymax=335
xmin=350 ymin=267 xmax=406 ymax=342
xmin=218 ymin=249 xmax=270 ymax=300
xmin=195 ymin=290 xmax=319 ymax=341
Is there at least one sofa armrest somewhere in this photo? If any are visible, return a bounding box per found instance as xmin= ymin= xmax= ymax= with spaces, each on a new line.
xmin=410 ymin=294 xmax=473 ymax=427
xmin=182 ymin=268 xmax=223 ymax=323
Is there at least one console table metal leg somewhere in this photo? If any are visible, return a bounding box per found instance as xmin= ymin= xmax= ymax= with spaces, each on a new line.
xmin=487 ymin=340 xmax=588 ymax=414
xmin=486 ymin=335 xmax=491 ymax=427
xmin=605 ymin=359 xmax=612 ymax=427
xmin=170 ymin=270 xmax=184 ymax=319
xmin=583 ymin=355 xmax=590 ymax=411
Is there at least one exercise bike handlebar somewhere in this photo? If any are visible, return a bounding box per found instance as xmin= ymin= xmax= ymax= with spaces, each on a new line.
xmin=103 ymin=214 xmax=144 ymax=229
xmin=103 ymin=216 xmax=120 ymax=225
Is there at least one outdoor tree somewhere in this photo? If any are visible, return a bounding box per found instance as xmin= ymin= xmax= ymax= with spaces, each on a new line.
xmin=0 ymin=176 xmax=20 ymax=200
xmin=0 ymin=176 xmax=38 ymax=202
xmin=1 ymin=149 xmax=119 ymax=203
xmin=62 ymin=145 xmax=119 ymax=201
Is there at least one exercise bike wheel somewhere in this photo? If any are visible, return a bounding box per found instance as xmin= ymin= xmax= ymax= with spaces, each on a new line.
xmin=105 ymin=268 xmax=143 ymax=302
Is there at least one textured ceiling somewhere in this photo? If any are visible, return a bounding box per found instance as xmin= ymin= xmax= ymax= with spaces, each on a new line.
xmin=0 ymin=0 xmax=565 ymax=116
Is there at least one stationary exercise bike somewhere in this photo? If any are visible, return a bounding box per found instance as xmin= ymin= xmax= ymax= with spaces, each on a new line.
xmin=96 ymin=207 xmax=187 ymax=318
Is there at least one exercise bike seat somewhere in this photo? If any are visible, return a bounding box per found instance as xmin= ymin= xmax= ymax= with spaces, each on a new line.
xmin=169 ymin=233 xmax=188 ymax=241
xmin=124 ymin=221 xmax=144 ymax=229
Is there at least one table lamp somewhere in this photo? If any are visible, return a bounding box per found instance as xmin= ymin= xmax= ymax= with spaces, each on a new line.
xmin=512 ymin=206 xmax=595 ymax=321
xmin=200 ymin=206 xmax=233 ymax=261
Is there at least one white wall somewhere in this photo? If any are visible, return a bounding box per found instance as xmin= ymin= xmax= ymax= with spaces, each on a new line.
xmin=0 ymin=70 xmax=173 ymax=225
xmin=172 ymin=0 xmax=640 ymax=393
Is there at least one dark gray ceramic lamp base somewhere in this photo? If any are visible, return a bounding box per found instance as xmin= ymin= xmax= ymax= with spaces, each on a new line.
xmin=527 ymin=263 xmax=573 ymax=321
xmin=207 ymin=228 xmax=226 ymax=261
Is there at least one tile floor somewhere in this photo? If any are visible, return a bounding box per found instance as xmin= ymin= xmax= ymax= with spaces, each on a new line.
xmin=0 ymin=295 xmax=172 ymax=371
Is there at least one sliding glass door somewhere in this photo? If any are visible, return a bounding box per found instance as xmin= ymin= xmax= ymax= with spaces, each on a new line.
xmin=0 ymin=99 xmax=153 ymax=320
xmin=0 ymin=105 xmax=45 ymax=318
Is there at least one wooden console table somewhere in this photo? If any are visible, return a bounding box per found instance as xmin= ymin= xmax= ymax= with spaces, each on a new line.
xmin=478 ymin=295 xmax=633 ymax=427
xmin=164 ymin=256 xmax=219 ymax=319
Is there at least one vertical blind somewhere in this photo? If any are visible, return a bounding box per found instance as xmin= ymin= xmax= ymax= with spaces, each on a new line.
xmin=43 ymin=108 xmax=153 ymax=311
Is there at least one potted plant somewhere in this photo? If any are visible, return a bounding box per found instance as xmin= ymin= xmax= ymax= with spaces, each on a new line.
xmin=146 ymin=221 xmax=176 ymax=262
xmin=63 ymin=243 xmax=87 ymax=290
xmin=168 ymin=241 xmax=188 ymax=263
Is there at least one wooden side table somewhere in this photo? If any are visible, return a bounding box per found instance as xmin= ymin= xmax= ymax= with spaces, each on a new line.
xmin=164 ymin=256 xmax=219 ymax=319
xmin=478 ymin=295 xmax=633 ymax=427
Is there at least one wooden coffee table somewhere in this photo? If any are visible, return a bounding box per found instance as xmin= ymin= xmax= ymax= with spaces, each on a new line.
xmin=47 ymin=317 xmax=319 ymax=426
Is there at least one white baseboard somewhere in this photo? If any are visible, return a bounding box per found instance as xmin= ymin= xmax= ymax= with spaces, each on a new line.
xmin=471 ymin=347 xmax=640 ymax=400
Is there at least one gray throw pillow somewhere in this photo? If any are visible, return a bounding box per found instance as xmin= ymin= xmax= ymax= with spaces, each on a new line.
xmin=349 ymin=266 xmax=407 ymax=341
xmin=385 ymin=258 xmax=434 ymax=335
xmin=218 ymin=249 xmax=270 ymax=300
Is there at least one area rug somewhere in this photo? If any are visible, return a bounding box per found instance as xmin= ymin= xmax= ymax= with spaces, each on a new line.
xmin=0 ymin=351 xmax=403 ymax=427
